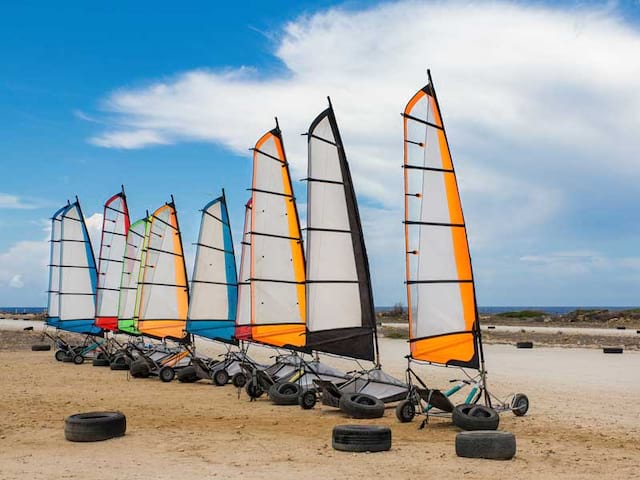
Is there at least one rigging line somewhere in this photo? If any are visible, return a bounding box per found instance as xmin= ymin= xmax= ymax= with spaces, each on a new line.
xmin=191 ymin=280 xmax=238 ymax=286
xmin=403 ymin=164 xmax=454 ymax=173
xmin=406 ymin=279 xmax=473 ymax=284
xmin=249 ymin=231 xmax=302 ymax=241
xmin=147 ymin=246 xmax=183 ymax=257
xmin=301 ymin=177 xmax=344 ymax=186
xmin=303 ymin=227 xmax=350 ymax=234
xmin=252 ymin=147 xmax=286 ymax=164
xmin=202 ymin=209 xmax=230 ymax=226
xmin=104 ymin=205 xmax=127 ymax=216
xmin=305 ymin=132 xmax=338 ymax=146
xmin=403 ymin=221 xmax=465 ymax=228
xmin=401 ymin=113 xmax=443 ymax=130
xmin=193 ymin=243 xmax=233 ymax=254
xmin=249 ymin=187 xmax=294 ymax=199
xmin=249 ymin=278 xmax=305 ymax=285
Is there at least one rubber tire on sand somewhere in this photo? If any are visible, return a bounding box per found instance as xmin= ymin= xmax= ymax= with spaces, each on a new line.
xmin=31 ymin=344 xmax=51 ymax=351
xmin=516 ymin=341 xmax=533 ymax=349
xmin=269 ymin=382 xmax=302 ymax=406
xmin=395 ymin=399 xmax=416 ymax=423
xmin=245 ymin=381 xmax=264 ymax=399
xmin=159 ymin=366 xmax=175 ymax=383
xmin=511 ymin=393 xmax=529 ymax=416
xmin=130 ymin=359 xmax=151 ymax=378
xmin=212 ymin=369 xmax=229 ymax=386
xmin=339 ymin=393 xmax=385 ymax=419
xmin=232 ymin=372 xmax=247 ymax=388
xmin=603 ymin=347 xmax=623 ymax=354
xmin=177 ymin=366 xmax=199 ymax=383
xmin=110 ymin=356 xmax=129 ymax=371
xmin=55 ymin=350 xmax=67 ymax=362
xmin=452 ymin=404 xmax=500 ymax=431
xmin=65 ymin=412 xmax=126 ymax=442
xmin=61 ymin=354 xmax=74 ymax=363
xmin=92 ymin=357 xmax=111 ymax=367
xmin=299 ymin=390 xmax=317 ymax=410
xmin=455 ymin=431 xmax=516 ymax=460
xmin=332 ymin=425 xmax=391 ymax=453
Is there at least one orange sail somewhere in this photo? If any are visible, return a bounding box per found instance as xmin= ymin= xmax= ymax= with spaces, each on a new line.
xmin=137 ymin=200 xmax=190 ymax=341
xmin=249 ymin=124 xmax=306 ymax=348
xmin=402 ymin=72 xmax=479 ymax=368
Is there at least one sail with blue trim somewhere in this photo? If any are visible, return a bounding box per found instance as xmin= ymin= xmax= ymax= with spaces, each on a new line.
xmin=57 ymin=200 xmax=102 ymax=335
xmin=186 ymin=191 xmax=238 ymax=344
xmin=46 ymin=204 xmax=72 ymax=329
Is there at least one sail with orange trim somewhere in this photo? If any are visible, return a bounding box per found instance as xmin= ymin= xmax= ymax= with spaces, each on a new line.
xmin=402 ymin=71 xmax=480 ymax=369
xmin=95 ymin=188 xmax=130 ymax=331
xmin=137 ymin=199 xmax=190 ymax=342
xmin=234 ymin=198 xmax=253 ymax=341
xmin=249 ymin=123 xmax=307 ymax=349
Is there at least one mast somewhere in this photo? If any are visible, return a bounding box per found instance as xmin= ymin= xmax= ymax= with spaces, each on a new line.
xmin=303 ymin=99 xmax=378 ymax=363
xmin=402 ymin=70 xmax=480 ymax=369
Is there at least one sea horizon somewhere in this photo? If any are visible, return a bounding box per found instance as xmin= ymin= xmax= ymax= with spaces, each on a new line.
xmin=3 ymin=305 xmax=639 ymax=315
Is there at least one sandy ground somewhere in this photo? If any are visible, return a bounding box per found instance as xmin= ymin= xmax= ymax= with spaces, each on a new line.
xmin=0 ymin=334 xmax=639 ymax=479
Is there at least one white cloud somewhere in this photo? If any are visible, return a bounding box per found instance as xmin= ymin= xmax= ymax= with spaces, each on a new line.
xmin=9 ymin=275 xmax=24 ymax=289
xmin=84 ymin=212 xmax=104 ymax=253
xmin=0 ymin=193 xmax=45 ymax=210
xmin=81 ymin=1 xmax=640 ymax=304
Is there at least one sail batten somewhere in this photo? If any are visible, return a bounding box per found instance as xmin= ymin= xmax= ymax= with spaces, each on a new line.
xmin=250 ymin=127 xmax=306 ymax=348
xmin=186 ymin=192 xmax=238 ymax=344
xmin=403 ymin=74 xmax=479 ymax=368
xmin=95 ymin=190 xmax=130 ymax=331
xmin=304 ymin=105 xmax=377 ymax=361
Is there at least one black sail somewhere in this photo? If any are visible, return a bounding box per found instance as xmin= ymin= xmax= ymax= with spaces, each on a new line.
xmin=304 ymin=102 xmax=377 ymax=362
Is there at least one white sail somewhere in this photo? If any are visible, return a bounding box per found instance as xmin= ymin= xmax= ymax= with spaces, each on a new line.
xmin=46 ymin=205 xmax=70 ymax=326
xmin=117 ymin=217 xmax=148 ymax=330
xmin=235 ymin=199 xmax=252 ymax=337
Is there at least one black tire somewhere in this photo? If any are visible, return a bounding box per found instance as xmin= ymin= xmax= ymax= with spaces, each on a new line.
xmin=487 ymin=326 xmax=496 ymax=330
xmin=455 ymin=431 xmax=516 ymax=460
xmin=130 ymin=359 xmax=151 ymax=378
xmin=452 ymin=404 xmax=500 ymax=431
xmin=395 ymin=399 xmax=416 ymax=423
xmin=159 ymin=366 xmax=175 ymax=383
xmin=339 ymin=393 xmax=385 ymax=419
xmin=177 ymin=366 xmax=199 ymax=383
xmin=55 ymin=350 xmax=67 ymax=362
xmin=516 ymin=341 xmax=533 ymax=349
xmin=61 ymin=354 xmax=74 ymax=363
xmin=73 ymin=354 xmax=85 ymax=365
xmin=92 ymin=357 xmax=111 ymax=367
xmin=332 ymin=425 xmax=391 ymax=453
xmin=299 ymin=390 xmax=317 ymax=410
xmin=245 ymin=380 xmax=264 ymax=399
xmin=511 ymin=393 xmax=529 ymax=416
xmin=616 ymin=326 xmax=626 ymax=330
xmin=64 ymin=412 xmax=126 ymax=442
xmin=603 ymin=347 xmax=623 ymax=354
xmin=110 ymin=356 xmax=129 ymax=371
xmin=269 ymin=382 xmax=302 ymax=405
xmin=32 ymin=344 xmax=51 ymax=351
xmin=232 ymin=372 xmax=247 ymax=388
xmin=212 ymin=368 xmax=229 ymax=386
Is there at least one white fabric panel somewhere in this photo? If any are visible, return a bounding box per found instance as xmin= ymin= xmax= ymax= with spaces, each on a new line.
xmin=252 ymin=190 xmax=292 ymax=239
xmin=253 ymin=280 xmax=303 ymax=325
xmin=253 ymin=235 xmax=297 ymax=284
xmin=414 ymin=283 xmax=464 ymax=338
xmin=188 ymin=201 xmax=229 ymax=320
xmin=47 ymin=213 xmax=63 ymax=318
xmin=308 ymin=118 xmax=342 ymax=183
xmin=417 ymin=225 xmax=459 ymax=281
xmin=97 ymin=196 xmax=128 ymax=318
xmin=306 ymin=230 xmax=356 ymax=282
xmin=140 ymin=207 xmax=181 ymax=320
xmin=236 ymin=205 xmax=252 ymax=326
xmin=307 ymin=180 xmax=350 ymax=231
xmin=420 ymin=171 xmax=451 ymax=224
xmin=118 ymin=220 xmax=146 ymax=319
xmin=307 ymin=283 xmax=361 ymax=330
xmin=59 ymin=205 xmax=95 ymax=321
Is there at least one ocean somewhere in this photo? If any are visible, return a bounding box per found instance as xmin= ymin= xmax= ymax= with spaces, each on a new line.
xmin=2 ymin=306 xmax=638 ymax=315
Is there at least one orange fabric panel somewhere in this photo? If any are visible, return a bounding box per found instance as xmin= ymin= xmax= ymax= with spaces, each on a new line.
xmin=252 ymin=324 xmax=306 ymax=348
xmin=137 ymin=320 xmax=187 ymax=339
xmin=411 ymin=331 xmax=476 ymax=364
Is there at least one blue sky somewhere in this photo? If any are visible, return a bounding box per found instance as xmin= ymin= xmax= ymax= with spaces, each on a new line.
xmin=1 ymin=0 xmax=640 ymax=307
